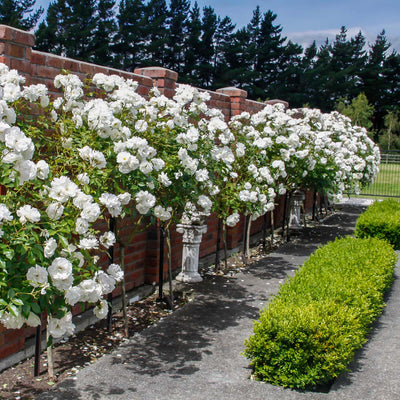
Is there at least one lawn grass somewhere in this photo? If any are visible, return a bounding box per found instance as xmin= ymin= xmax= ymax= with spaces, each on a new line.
xmin=352 ymin=163 xmax=400 ymax=198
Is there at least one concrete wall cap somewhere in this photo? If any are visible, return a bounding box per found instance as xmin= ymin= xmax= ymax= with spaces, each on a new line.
xmin=216 ymin=87 xmax=248 ymax=98
xmin=134 ymin=67 xmax=178 ymax=81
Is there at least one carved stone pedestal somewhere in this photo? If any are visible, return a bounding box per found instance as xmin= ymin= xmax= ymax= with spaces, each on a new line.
xmin=289 ymin=190 xmax=305 ymax=230
xmin=176 ymin=223 xmax=207 ymax=283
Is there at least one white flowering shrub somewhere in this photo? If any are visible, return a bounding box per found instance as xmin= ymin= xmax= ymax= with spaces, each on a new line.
xmin=0 ymin=62 xmax=380 ymax=345
xmin=0 ymin=65 xmax=124 ymax=339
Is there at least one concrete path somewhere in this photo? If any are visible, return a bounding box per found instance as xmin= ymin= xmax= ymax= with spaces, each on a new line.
xmin=37 ymin=200 xmax=400 ymax=400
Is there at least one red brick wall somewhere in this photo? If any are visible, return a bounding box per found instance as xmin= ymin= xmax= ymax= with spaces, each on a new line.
xmin=0 ymin=24 xmax=312 ymax=366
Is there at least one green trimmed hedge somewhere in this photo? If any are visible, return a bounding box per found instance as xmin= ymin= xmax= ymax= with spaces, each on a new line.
xmin=355 ymin=199 xmax=400 ymax=249
xmin=244 ymin=237 xmax=397 ymax=390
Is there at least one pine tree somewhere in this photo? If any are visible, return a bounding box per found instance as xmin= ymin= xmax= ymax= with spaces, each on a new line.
xmin=35 ymin=0 xmax=99 ymax=61
xmin=113 ymin=0 xmax=146 ymax=71
xmin=361 ymin=30 xmax=392 ymax=129
xmin=182 ymin=2 xmax=202 ymax=85
xmin=329 ymin=27 xmax=366 ymax=102
xmin=165 ymin=0 xmax=190 ymax=73
xmin=142 ymin=0 xmax=168 ymax=67
xmin=91 ymin=0 xmax=117 ymax=65
xmin=212 ymin=15 xmax=235 ymax=88
xmin=0 ymin=0 xmax=43 ymax=30
xmin=197 ymin=6 xmax=217 ymax=88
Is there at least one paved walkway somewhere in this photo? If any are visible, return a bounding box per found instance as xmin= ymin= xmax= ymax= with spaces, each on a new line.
xmin=37 ymin=200 xmax=400 ymax=400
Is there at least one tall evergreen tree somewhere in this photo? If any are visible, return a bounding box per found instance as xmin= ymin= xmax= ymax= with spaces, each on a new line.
xmin=142 ymin=0 xmax=168 ymax=67
xmin=251 ymin=9 xmax=286 ymax=99
xmin=212 ymin=15 xmax=235 ymax=88
xmin=197 ymin=5 xmax=217 ymax=88
xmin=182 ymin=2 xmax=202 ymax=85
xmin=113 ymin=0 xmax=146 ymax=71
xmin=0 ymin=0 xmax=43 ymax=30
xmin=165 ymin=0 xmax=190 ymax=73
xmin=361 ymin=30 xmax=392 ymax=128
xmin=328 ymin=27 xmax=366 ymax=102
xmin=90 ymin=0 xmax=117 ymax=65
xmin=35 ymin=0 xmax=99 ymax=61
xmin=273 ymin=40 xmax=303 ymax=105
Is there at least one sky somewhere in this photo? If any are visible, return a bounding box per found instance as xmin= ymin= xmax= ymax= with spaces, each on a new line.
xmin=34 ymin=0 xmax=400 ymax=52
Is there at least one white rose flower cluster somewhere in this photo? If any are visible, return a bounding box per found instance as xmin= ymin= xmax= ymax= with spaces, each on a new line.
xmin=0 ymin=63 xmax=379 ymax=338
xmin=0 ymin=65 xmax=125 ymax=335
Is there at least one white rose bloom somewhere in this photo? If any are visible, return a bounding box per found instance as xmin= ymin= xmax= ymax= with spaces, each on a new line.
xmin=0 ymin=311 xmax=24 ymax=329
xmin=13 ymin=160 xmax=37 ymax=184
xmin=48 ymin=257 xmax=73 ymax=282
xmin=100 ymin=231 xmax=116 ymax=248
xmin=195 ymin=169 xmax=209 ymax=182
xmin=77 ymin=172 xmax=90 ymax=185
xmin=117 ymin=192 xmax=131 ymax=205
xmin=78 ymin=235 xmax=99 ymax=250
xmin=44 ymin=237 xmax=57 ymax=258
xmin=73 ymin=191 xmax=93 ymax=210
xmin=197 ymin=195 xmax=212 ymax=213
xmin=49 ymin=176 xmax=79 ymax=203
xmin=79 ymin=279 xmax=103 ymax=303
xmin=99 ymin=193 xmax=122 ymax=217
xmin=107 ymin=263 xmax=124 ymax=282
xmin=139 ymin=161 xmax=153 ymax=174
xmin=0 ymin=204 xmax=12 ymax=222
xmin=17 ymin=205 xmax=41 ymax=224
xmin=46 ymin=202 xmax=64 ymax=221
xmin=151 ymin=158 xmax=165 ymax=171
xmin=48 ymin=312 xmax=75 ymax=338
xmin=80 ymin=203 xmax=101 ymax=222
xmin=36 ymin=160 xmax=50 ymax=180
xmin=135 ymin=191 xmax=156 ymax=215
xmin=154 ymin=205 xmax=172 ymax=221
xmin=158 ymin=172 xmax=172 ymax=187
xmin=93 ymin=299 xmax=109 ymax=320
xmin=226 ymin=213 xmax=240 ymax=227
xmin=5 ymin=127 xmax=32 ymax=153
xmin=75 ymin=217 xmax=89 ymax=235
xmin=26 ymin=312 xmax=41 ymax=327
xmin=95 ymin=271 xmax=116 ymax=294
xmin=26 ymin=265 xmax=48 ymax=287
xmin=65 ymin=286 xmax=83 ymax=306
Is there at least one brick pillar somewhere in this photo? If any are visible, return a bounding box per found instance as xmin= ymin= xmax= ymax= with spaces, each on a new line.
xmin=0 ymin=25 xmax=34 ymax=83
xmin=134 ymin=67 xmax=178 ymax=98
xmin=216 ymin=87 xmax=248 ymax=117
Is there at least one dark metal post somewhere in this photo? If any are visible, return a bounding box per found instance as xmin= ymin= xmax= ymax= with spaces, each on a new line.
xmin=242 ymin=215 xmax=249 ymax=263
xmin=282 ymin=192 xmax=288 ymax=238
xmin=262 ymin=213 xmax=267 ymax=251
xmin=34 ymin=323 xmax=41 ymax=376
xmin=158 ymin=226 xmax=166 ymax=300
xmin=107 ymin=217 xmax=116 ymax=332
xmin=215 ymin=218 xmax=222 ymax=269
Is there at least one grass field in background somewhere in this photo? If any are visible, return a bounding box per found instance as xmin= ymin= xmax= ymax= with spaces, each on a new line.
xmin=356 ymin=163 xmax=400 ymax=198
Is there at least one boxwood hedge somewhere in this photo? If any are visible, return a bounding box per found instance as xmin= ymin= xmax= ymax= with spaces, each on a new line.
xmin=244 ymin=237 xmax=397 ymax=390
xmin=355 ymin=199 xmax=400 ymax=249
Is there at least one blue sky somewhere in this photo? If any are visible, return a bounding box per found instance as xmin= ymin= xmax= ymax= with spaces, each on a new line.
xmin=34 ymin=0 xmax=400 ymax=52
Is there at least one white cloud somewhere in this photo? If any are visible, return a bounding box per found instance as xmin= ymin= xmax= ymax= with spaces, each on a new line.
xmin=285 ymin=27 xmax=400 ymax=53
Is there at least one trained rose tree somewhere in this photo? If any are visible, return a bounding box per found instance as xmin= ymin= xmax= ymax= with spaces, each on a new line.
xmin=0 ymin=66 xmax=124 ymax=348
xmin=0 ymin=61 xmax=380 ymax=375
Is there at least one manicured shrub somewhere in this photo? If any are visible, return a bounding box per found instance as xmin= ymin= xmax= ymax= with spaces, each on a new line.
xmin=244 ymin=237 xmax=397 ymax=389
xmin=355 ymin=199 xmax=400 ymax=249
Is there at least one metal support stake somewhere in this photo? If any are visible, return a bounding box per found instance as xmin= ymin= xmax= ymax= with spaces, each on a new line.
xmin=107 ymin=217 xmax=116 ymax=332
xmin=158 ymin=226 xmax=166 ymax=301
xmin=34 ymin=323 xmax=41 ymax=377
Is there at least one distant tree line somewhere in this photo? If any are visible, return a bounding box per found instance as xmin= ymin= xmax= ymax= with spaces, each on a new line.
xmin=1 ymin=0 xmax=400 ymax=146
